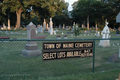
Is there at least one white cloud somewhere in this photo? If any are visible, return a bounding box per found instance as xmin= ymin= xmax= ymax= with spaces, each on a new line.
xmin=65 ymin=0 xmax=78 ymax=11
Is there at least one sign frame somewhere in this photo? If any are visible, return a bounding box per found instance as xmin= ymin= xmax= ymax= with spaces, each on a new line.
xmin=42 ymin=41 xmax=94 ymax=61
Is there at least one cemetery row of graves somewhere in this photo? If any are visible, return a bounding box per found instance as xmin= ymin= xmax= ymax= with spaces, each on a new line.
xmin=0 ymin=20 xmax=120 ymax=79
xmin=0 ymin=16 xmax=120 ymax=79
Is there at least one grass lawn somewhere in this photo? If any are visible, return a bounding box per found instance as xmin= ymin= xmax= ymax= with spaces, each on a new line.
xmin=0 ymin=29 xmax=120 ymax=80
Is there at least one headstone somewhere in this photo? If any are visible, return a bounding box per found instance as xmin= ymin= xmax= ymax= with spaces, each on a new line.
xmin=117 ymin=43 xmax=119 ymax=45
xmin=36 ymin=28 xmax=38 ymax=34
xmin=63 ymin=24 xmax=65 ymax=29
xmin=101 ymin=31 xmax=103 ymax=35
xmin=53 ymin=30 xmax=56 ymax=35
xmin=43 ymin=19 xmax=46 ymax=30
xmin=76 ymin=23 xmax=78 ymax=28
xmin=56 ymin=35 xmax=61 ymax=39
xmin=82 ymin=24 xmax=84 ymax=28
xmin=95 ymin=23 xmax=98 ymax=31
xmin=48 ymin=18 xmax=53 ymax=35
xmin=22 ymin=22 xmax=41 ymax=57
xmin=46 ymin=23 xmax=49 ymax=31
xmin=3 ymin=23 xmax=7 ymax=30
xmin=63 ymin=35 xmax=67 ymax=39
xmin=37 ymin=25 xmax=43 ymax=33
xmin=116 ymin=29 xmax=119 ymax=35
xmin=66 ymin=26 xmax=69 ymax=30
xmin=96 ymin=31 xmax=100 ymax=37
xmin=108 ymin=54 xmax=119 ymax=62
xmin=62 ymin=32 xmax=64 ymax=35
xmin=99 ymin=22 xmax=110 ymax=47
xmin=69 ymin=26 xmax=71 ymax=30
xmin=10 ymin=32 xmax=15 ymax=35
xmin=59 ymin=24 xmax=62 ymax=28
xmin=72 ymin=22 xmax=75 ymax=31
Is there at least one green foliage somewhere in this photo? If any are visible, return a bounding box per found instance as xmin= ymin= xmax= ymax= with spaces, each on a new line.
xmin=98 ymin=24 xmax=104 ymax=30
xmin=71 ymin=0 xmax=117 ymax=26
xmin=80 ymin=28 xmax=87 ymax=30
xmin=1 ymin=0 xmax=65 ymax=28
xmin=73 ymin=25 xmax=81 ymax=38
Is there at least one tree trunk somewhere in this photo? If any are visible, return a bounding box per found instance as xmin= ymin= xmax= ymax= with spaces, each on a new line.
xmin=95 ymin=21 xmax=98 ymax=31
xmin=16 ymin=8 xmax=22 ymax=29
xmin=87 ymin=15 xmax=89 ymax=30
xmin=8 ymin=14 xmax=10 ymax=30
xmin=8 ymin=19 xmax=10 ymax=30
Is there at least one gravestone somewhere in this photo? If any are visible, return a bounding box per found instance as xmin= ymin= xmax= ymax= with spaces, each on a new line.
xmin=22 ymin=22 xmax=41 ymax=57
xmin=48 ymin=18 xmax=53 ymax=35
xmin=3 ymin=23 xmax=6 ymax=30
xmin=82 ymin=24 xmax=84 ymax=28
xmin=46 ymin=23 xmax=49 ymax=31
xmin=99 ymin=22 xmax=110 ymax=47
xmin=53 ymin=30 xmax=56 ymax=35
xmin=72 ymin=22 xmax=75 ymax=31
xmin=43 ymin=19 xmax=46 ymax=30
xmin=96 ymin=31 xmax=100 ymax=37
xmin=63 ymin=24 xmax=65 ymax=29
xmin=108 ymin=54 xmax=119 ymax=62
xmin=116 ymin=29 xmax=119 ymax=35
xmin=66 ymin=26 xmax=69 ymax=30
xmin=37 ymin=25 xmax=43 ymax=33
xmin=59 ymin=24 xmax=62 ymax=28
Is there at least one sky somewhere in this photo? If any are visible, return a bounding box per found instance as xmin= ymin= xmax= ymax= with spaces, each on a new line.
xmin=65 ymin=0 xmax=78 ymax=11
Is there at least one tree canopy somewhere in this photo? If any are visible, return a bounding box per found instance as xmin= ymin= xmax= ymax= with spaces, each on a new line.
xmin=1 ymin=0 xmax=69 ymax=29
xmin=71 ymin=0 xmax=120 ymax=28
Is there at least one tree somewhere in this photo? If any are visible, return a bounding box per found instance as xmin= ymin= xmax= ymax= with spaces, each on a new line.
xmin=71 ymin=0 xmax=112 ymax=29
xmin=53 ymin=0 xmax=69 ymax=27
xmin=2 ymin=0 xmax=61 ymax=29
xmin=73 ymin=24 xmax=81 ymax=39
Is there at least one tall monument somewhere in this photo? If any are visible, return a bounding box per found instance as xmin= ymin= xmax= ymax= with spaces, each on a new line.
xmin=22 ymin=22 xmax=41 ymax=57
xmin=48 ymin=18 xmax=53 ymax=35
xmin=43 ymin=19 xmax=46 ymax=30
xmin=99 ymin=22 xmax=110 ymax=47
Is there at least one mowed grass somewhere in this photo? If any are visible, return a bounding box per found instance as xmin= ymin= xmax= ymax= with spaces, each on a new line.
xmin=0 ymin=29 xmax=120 ymax=80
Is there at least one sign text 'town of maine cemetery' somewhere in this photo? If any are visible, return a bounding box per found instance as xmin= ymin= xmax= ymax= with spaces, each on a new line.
xmin=43 ymin=41 xmax=93 ymax=60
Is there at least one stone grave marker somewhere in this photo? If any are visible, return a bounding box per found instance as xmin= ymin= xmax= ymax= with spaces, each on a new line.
xmin=99 ymin=22 xmax=110 ymax=47
xmin=63 ymin=24 xmax=65 ymax=29
xmin=96 ymin=31 xmax=100 ymax=37
xmin=22 ymin=22 xmax=41 ymax=57
xmin=46 ymin=23 xmax=49 ymax=31
xmin=108 ymin=54 xmax=119 ymax=62
xmin=66 ymin=26 xmax=69 ymax=30
xmin=3 ymin=23 xmax=7 ymax=30
xmin=53 ymin=30 xmax=56 ymax=35
xmin=43 ymin=19 xmax=46 ymax=30
xmin=37 ymin=25 xmax=43 ymax=33
xmin=116 ymin=29 xmax=119 ymax=36
xmin=48 ymin=18 xmax=53 ymax=35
